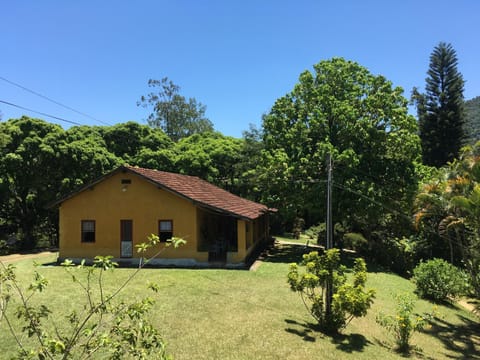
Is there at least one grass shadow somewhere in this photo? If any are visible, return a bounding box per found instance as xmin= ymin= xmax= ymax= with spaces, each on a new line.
xmin=372 ymin=338 xmax=436 ymax=359
xmin=465 ymin=298 xmax=480 ymax=315
xmin=263 ymin=243 xmax=360 ymax=272
xmin=284 ymin=319 xmax=318 ymax=342
xmin=262 ymin=244 xmax=308 ymax=264
xmin=331 ymin=332 xmax=371 ymax=353
xmin=284 ymin=319 xmax=370 ymax=352
xmin=422 ymin=314 xmax=480 ymax=359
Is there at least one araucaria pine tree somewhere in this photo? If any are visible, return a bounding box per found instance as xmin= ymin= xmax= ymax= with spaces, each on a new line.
xmin=417 ymin=42 xmax=465 ymax=167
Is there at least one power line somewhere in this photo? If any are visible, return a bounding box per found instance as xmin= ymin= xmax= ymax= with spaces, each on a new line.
xmin=0 ymin=76 xmax=112 ymax=126
xmin=0 ymin=99 xmax=83 ymax=126
xmin=333 ymin=181 xmax=412 ymax=221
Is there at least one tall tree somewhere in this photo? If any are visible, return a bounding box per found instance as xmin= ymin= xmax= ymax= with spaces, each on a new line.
xmin=174 ymin=131 xmax=242 ymax=189
xmin=99 ymin=121 xmax=175 ymax=170
xmin=0 ymin=117 xmax=64 ymax=249
xmin=0 ymin=118 xmax=121 ymax=249
xmin=261 ymin=58 xmax=420 ymax=240
xmin=417 ymin=42 xmax=465 ymax=167
xmin=234 ymin=124 xmax=265 ymax=201
xmin=138 ymin=78 xmax=214 ymax=142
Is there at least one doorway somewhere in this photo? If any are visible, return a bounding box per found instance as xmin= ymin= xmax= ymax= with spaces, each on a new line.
xmin=120 ymin=220 xmax=133 ymax=258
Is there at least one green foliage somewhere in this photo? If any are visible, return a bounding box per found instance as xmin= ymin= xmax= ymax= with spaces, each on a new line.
xmin=414 ymin=142 xmax=480 ymax=296
xmin=0 ymin=235 xmax=185 ymax=359
xmin=304 ymin=223 xmax=325 ymax=244
xmin=376 ymin=294 xmax=436 ymax=353
xmin=100 ymin=121 xmax=175 ymax=170
xmin=138 ymin=77 xmax=214 ymax=142
xmin=261 ymin=57 xmax=420 ymax=245
xmin=0 ymin=117 xmax=65 ymax=249
xmin=342 ymin=232 xmax=368 ymax=253
xmin=233 ymin=124 xmax=265 ymax=201
xmin=463 ymin=96 xmax=480 ymax=146
xmin=368 ymin=236 xmax=418 ymax=277
xmin=415 ymin=42 xmax=465 ymax=167
xmin=173 ymin=132 xmax=242 ymax=188
xmin=412 ymin=259 xmax=469 ymax=302
xmin=287 ymin=248 xmax=375 ymax=333
xmin=291 ymin=217 xmax=305 ymax=239
xmin=0 ymin=117 xmax=122 ymax=250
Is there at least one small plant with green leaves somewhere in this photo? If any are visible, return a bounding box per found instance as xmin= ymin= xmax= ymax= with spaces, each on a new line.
xmin=287 ymin=248 xmax=375 ymax=333
xmin=376 ymin=293 xmax=437 ymax=353
xmin=0 ymin=234 xmax=185 ymax=359
xmin=413 ymin=258 xmax=469 ymax=302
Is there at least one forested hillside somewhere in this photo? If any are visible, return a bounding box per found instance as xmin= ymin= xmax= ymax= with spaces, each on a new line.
xmin=463 ymin=96 xmax=480 ymax=145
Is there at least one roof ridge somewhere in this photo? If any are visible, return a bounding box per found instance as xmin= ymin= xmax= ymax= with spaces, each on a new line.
xmin=125 ymin=164 xmax=202 ymax=181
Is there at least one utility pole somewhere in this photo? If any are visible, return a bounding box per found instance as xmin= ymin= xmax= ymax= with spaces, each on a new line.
xmin=325 ymin=152 xmax=333 ymax=321
xmin=326 ymin=153 xmax=333 ymax=250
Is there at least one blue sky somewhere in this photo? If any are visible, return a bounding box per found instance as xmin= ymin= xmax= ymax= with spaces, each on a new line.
xmin=1 ymin=1 xmax=479 ymax=138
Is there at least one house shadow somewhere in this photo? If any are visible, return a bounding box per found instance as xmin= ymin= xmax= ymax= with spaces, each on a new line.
xmin=422 ymin=314 xmax=480 ymax=359
xmin=284 ymin=319 xmax=371 ymax=352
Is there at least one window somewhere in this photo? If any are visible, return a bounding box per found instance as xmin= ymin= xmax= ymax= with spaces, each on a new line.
xmin=158 ymin=220 xmax=173 ymax=242
xmin=81 ymin=220 xmax=95 ymax=243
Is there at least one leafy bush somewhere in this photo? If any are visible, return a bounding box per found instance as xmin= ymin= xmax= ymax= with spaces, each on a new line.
xmin=304 ymin=223 xmax=325 ymax=244
xmin=366 ymin=236 xmax=417 ymax=277
xmin=376 ymin=293 xmax=436 ymax=353
xmin=413 ymin=258 xmax=469 ymax=302
xmin=342 ymin=232 xmax=368 ymax=253
xmin=287 ymin=248 xmax=375 ymax=333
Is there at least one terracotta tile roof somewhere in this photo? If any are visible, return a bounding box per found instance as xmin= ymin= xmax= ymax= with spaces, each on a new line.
xmin=125 ymin=166 xmax=270 ymax=220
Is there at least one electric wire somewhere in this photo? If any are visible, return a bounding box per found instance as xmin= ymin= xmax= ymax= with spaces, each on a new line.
xmin=0 ymin=99 xmax=83 ymax=126
xmin=0 ymin=76 xmax=112 ymax=126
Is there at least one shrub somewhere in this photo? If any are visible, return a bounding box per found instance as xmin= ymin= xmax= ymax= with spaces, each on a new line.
xmin=366 ymin=236 xmax=417 ymax=276
xmin=287 ymin=248 xmax=375 ymax=333
xmin=376 ymin=293 xmax=436 ymax=353
xmin=304 ymin=223 xmax=325 ymax=244
xmin=413 ymin=258 xmax=469 ymax=302
xmin=342 ymin=232 xmax=368 ymax=253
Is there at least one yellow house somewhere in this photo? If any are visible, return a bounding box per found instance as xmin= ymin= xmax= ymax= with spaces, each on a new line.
xmin=53 ymin=165 xmax=274 ymax=268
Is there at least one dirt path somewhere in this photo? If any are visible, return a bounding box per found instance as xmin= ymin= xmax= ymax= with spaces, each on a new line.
xmin=458 ymin=298 xmax=479 ymax=315
xmin=0 ymin=251 xmax=58 ymax=264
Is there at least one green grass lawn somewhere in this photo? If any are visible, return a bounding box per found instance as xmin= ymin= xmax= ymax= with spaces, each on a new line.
xmin=1 ymin=243 xmax=479 ymax=359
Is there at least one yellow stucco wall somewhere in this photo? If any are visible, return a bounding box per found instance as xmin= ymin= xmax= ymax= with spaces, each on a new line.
xmin=59 ymin=171 xmax=207 ymax=261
